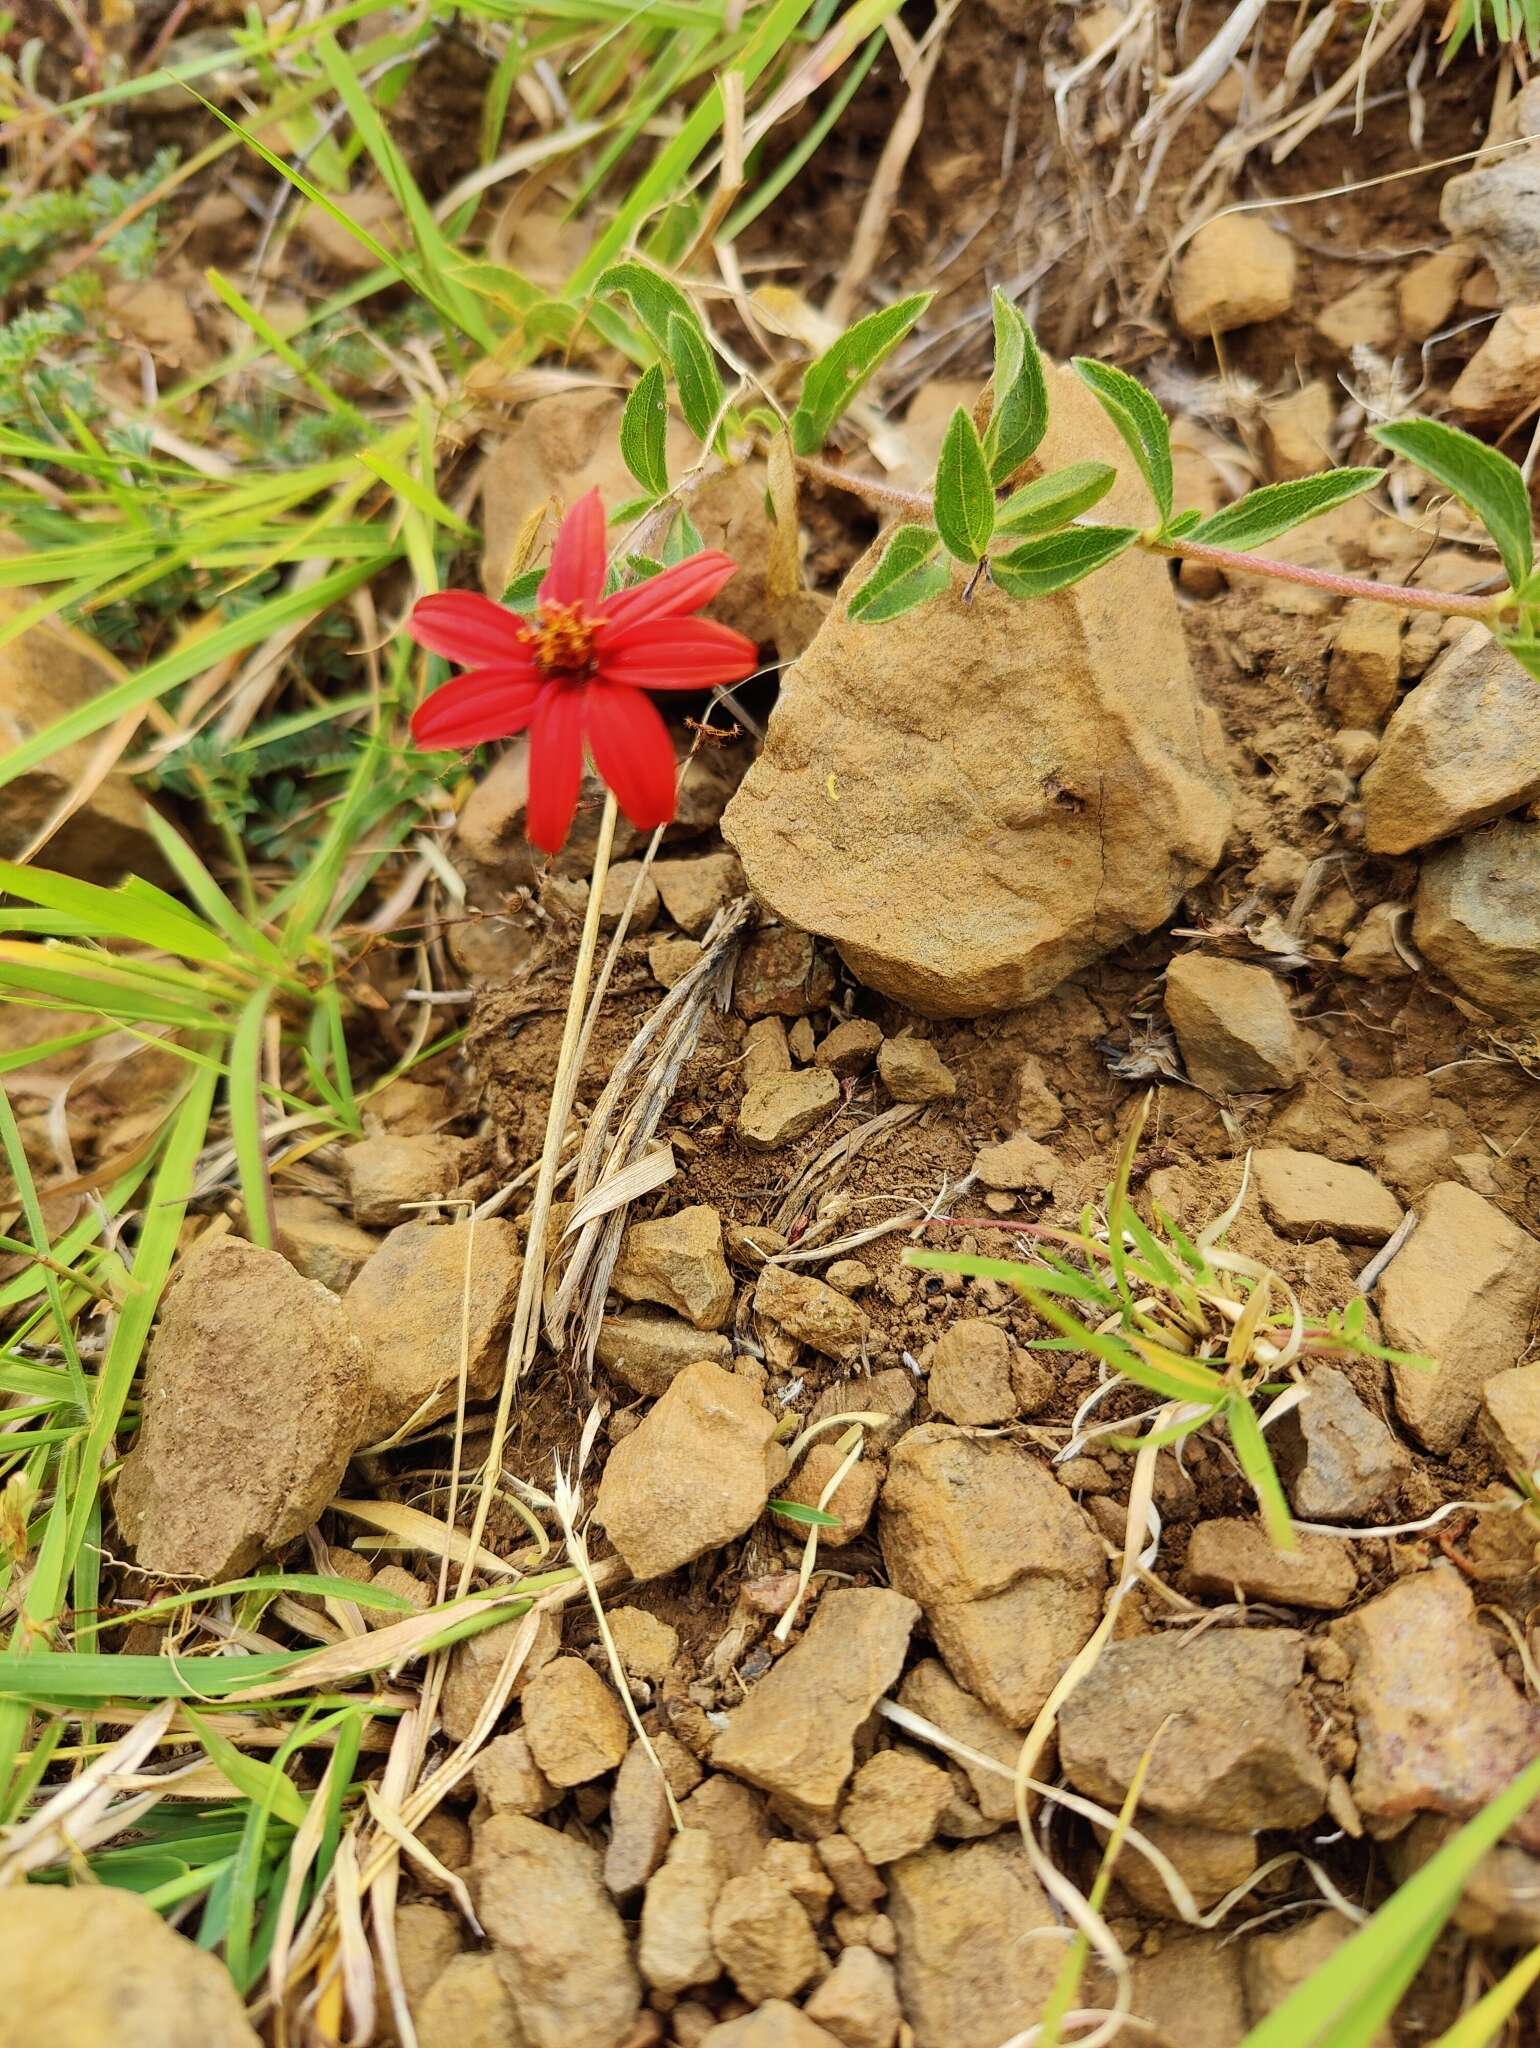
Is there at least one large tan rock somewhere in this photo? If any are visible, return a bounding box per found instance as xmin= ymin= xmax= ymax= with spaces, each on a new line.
xmin=886 ymin=1838 xmax=1060 ymax=2048
xmin=1414 ymin=817 xmax=1540 ymax=1017
xmin=115 ymin=1237 xmax=367 ymax=1580
xmin=721 ymin=364 xmax=1230 ymax=1016
xmin=0 ymin=1885 xmax=260 ymax=2046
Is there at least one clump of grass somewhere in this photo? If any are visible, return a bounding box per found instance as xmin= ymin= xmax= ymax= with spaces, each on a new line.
xmin=908 ymin=1098 xmax=1427 ymax=1549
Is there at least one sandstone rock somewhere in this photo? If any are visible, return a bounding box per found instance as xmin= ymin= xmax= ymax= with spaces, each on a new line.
xmin=760 ymin=1840 xmax=834 ymax=1922
xmin=1274 ymin=1367 xmax=1408 ymax=1520
xmin=711 ymin=1586 xmax=920 ymax=1831
xmin=1388 ymin=1813 xmax=1540 ymax=1945
xmin=0 ymin=1884 xmax=260 ymax=2046
xmin=655 ymin=853 xmax=744 ymax=934
xmin=1111 ymin=1816 xmax=1257 ymax=1919
xmin=1172 ymin=214 xmax=1297 ymax=335
xmin=972 ymin=1132 xmax=1058 ymax=1194
xmin=886 ymin=1838 xmax=1060 ymax=2048
xmin=115 ymin=1238 xmax=367 ymax=1581
xmin=680 ymin=1774 xmax=774 ymax=1876
xmin=441 ymin=1605 xmax=562 ymax=1744
xmin=735 ymin=927 xmax=838 ymax=1019
xmin=1450 ymin=307 xmax=1540 ymax=422
xmin=345 ymin=1218 xmax=522 ymax=1440
xmin=474 ymin=1814 xmax=640 ymax=2048
xmin=721 ymin=364 xmax=1230 ymax=1017
xmin=880 ymin=1428 xmax=1105 ymax=1724
xmin=361 ymin=1075 xmax=449 ymax=1137
xmin=1318 ymin=277 xmax=1398 ymax=353
xmin=927 ymin=1319 xmax=1017 ymax=1425
xmin=803 ymin=1944 xmax=900 ymax=2048
xmin=612 ymin=1205 xmax=734 ymax=1330
xmin=0 ymin=600 xmax=172 ymax=883
xmin=1129 ymin=1931 xmax=1248 ymax=2048
xmin=779 ymin=1443 xmax=881 ymax=1544
xmin=701 ymin=2009 xmax=844 ymax=2048
xmin=415 ymin=1953 xmax=517 ymax=2048
xmin=825 ymin=1258 xmax=874 ymax=1294
xmin=1251 ymin=1148 xmax=1403 ymax=1244
xmin=274 ymin=1194 xmax=379 ymax=1293
xmin=1263 ymin=380 xmax=1334 ymax=480
xmin=1243 ymin=1912 xmax=1384 ymax=2035
xmin=604 ymin=1738 xmax=675 ymax=1899
xmin=1327 ymin=600 xmax=1404 ymax=729
xmin=1183 ymin=1518 xmax=1357 ymax=1610
xmin=471 ymin=1729 xmax=559 ymax=1817
xmin=649 ymin=935 xmax=700 ymax=988
xmin=840 ymin=1748 xmax=954 ymax=1864
xmin=1442 ymin=158 xmax=1540 ymax=304
xmin=816 ymin=1018 xmax=884 ymax=1075
xmin=754 ymin=1263 xmax=869 ymax=1361
xmin=521 ymin=1656 xmax=629 ymax=1786
xmin=897 ymin=1659 xmax=1019 ymax=1825
xmin=743 ymin=1016 xmax=793 ymax=1088
xmin=596 ymin=1361 xmax=778 ymax=1579
xmin=1482 ymin=1362 xmax=1540 ymax=1473
xmin=593 ymin=859 xmax=657 ymax=931
xmin=817 ymin=1832 xmax=887 ymax=1909
xmin=1364 ymin=627 xmax=1540 ymax=854
xmin=609 ymin=1605 xmax=680 ymax=1680
xmin=739 ymin=1068 xmax=840 ymax=1149
xmin=1415 ymin=817 xmax=1540 ymax=1016
xmin=341 ymin=1133 xmax=476 ymax=1227
xmin=1378 ymin=1181 xmax=1540 ymax=1451
xmin=395 ymin=1899 xmax=464 ymax=2010
xmin=1400 ymin=248 xmax=1473 ymax=341
xmin=1340 ymin=903 xmax=1413 ymax=978
xmin=711 ymin=1865 xmax=822 ymax=2002
xmin=1333 ymin=1565 xmax=1540 ymax=1848
xmin=1058 ymin=1629 xmax=1328 ymax=1829
xmin=594 ymin=1310 xmax=731 ymax=1397
xmin=640 ymin=1827 xmax=725 ymax=1992
xmin=876 ymin=1035 xmax=956 ymax=1104
xmin=807 ymin=1370 xmax=916 ymax=1448
xmin=1165 ymin=954 xmax=1306 ymax=1093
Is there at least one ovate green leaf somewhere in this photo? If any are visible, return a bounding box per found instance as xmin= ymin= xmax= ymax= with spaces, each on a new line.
xmin=665 ymin=312 xmax=724 ymax=450
xmin=1071 ymin=357 xmax=1174 ymax=522
xmin=984 ymin=291 xmax=1049 ymax=484
xmin=933 ymin=408 xmax=995 ymax=564
xmin=788 ymin=292 xmax=932 ymax=455
xmin=992 ymin=524 xmax=1139 ymax=598
xmin=848 ymin=523 xmax=941 ymax=619
xmin=619 ymin=363 xmax=669 ymax=498
xmin=996 ymin=461 xmax=1117 ymax=538
xmin=1187 ymin=468 xmax=1380 ymax=551
xmin=1373 ymin=415 xmax=1534 ymax=590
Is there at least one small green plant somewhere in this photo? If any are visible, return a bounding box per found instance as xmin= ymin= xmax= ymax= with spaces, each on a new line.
xmin=905 ymin=1101 xmax=1427 ymax=1548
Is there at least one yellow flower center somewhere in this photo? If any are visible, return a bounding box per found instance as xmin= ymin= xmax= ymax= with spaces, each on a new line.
xmin=525 ymin=600 xmax=602 ymax=676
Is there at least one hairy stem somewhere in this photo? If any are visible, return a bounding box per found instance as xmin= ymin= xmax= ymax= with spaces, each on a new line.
xmin=795 ymin=454 xmax=1504 ymax=622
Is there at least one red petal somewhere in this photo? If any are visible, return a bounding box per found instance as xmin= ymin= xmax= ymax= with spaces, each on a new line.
xmin=584 ymin=683 xmax=678 ymax=834
xmin=596 ymin=552 xmax=739 ymax=636
xmin=539 ymin=487 xmax=607 ymax=610
xmin=410 ymin=668 xmax=543 ymax=750
xmin=409 ymin=591 xmax=529 ymax=668
xmin=597 ymin=616 xmax=761 ymax=691
xmin=525 ymin=685 xmax=587 ymax=855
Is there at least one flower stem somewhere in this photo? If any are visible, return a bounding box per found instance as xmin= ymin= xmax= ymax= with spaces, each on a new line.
xmin=795 ymin=453 xmax=1504 ymax=623
xmin=457 ymin=791 xmax=620 ymax=1591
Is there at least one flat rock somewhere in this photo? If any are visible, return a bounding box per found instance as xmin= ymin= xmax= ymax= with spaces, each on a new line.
xmin=840 ymin=1748 xmax=955 ymax=1864
xmin=1450 ymin=307 xmax=1540 ymax=422
xmin=441 ymin=1605 xmax=562 ymax=1745
xmin=649 ymin=935 xmax=700 ymax=988
xmin=1482 ymin=1361 xmax=1540 ymax=1472
xmin=1378 ymin=1181 xmax=1540 ymax=1451
xmin=739 ymin=1067 xmax=840 ymax=1149
xmin=1129 ymin=1931 xmax=1248 ymax=2048
xmin=711 ymin=1586 xmax=920 ymax=1831
xmin=1251 ymin=1148 xmax=1403 ymax=1245
xmin=395 ymin=1900 xmax=464 ymax=2009
xmin=701 ymin=2008 xmax=844 ymax=2048
xmin=1340 ymin=902 xmax=1414 ymax=979
xmin=897 ymin=1659 xmax=1020 ymax=1825
xmin=115 ymin=1238 xmax=367 ymax=1581
xmin=473 ymin=1814 xmax=641 ymax=2048
xmin=416 ymin=1953 xmax=518 ymax=2048
xmin=1165 ymin=954 xmax=1307 ymax=1093
xmin=1442 ymin=157 xmax=1540 ymax=304
xmin=754 ymin=1262 xmax=869 ymax=1361
xmin=886 ymin=1838 xmax=1060 ymax=2048
xmin=1172 ymin=214 xmax=1296 ymax=335
xmin=521 ymin=1655 xmax=629 ymax=1786
xmin=341 ymin=1133 xmax=477 ymax=1227
xmin=1327 ymin=599 xmax=1403 ymax=729
xmin=1333 ymin=1565 xmax=1540 ymax=1849
xmin=1057 ymin=1629 xmax=1328 ymax=1830
xmin=735 ymin=926 xmax=838 ymax=1019
xmin=640 ymin=1827 xmax=725 ymax=1992
xmin=879 ymin=1427 xmax=1105 ymax=1724
xmin=598 ymin=858 xmax=659 ymax=930
xmin=927 ymin=1319 xmax=1017 ymax=1425
xmin=1318 ymin=276 xmax=1398 ymax=353
xmin=1263 ymin=380 xmax=1334 ymax=480
xmin=720 ymin=363 xmax=1230 ymax=1017
xmin=594 ymin=1361 xmax=779 ymax=1579
xmin=803 ymin=1944 xmax=901 ymax=2048
xmin=1111 ymin=1816 xmax=1257 ymax=1919
xmin=655 ymin=852 xmax=744 ymax=934
xmin=1243 ymin=1913 xmax=1385 ymax=2037
xmin=1183 ymin=1518 xmax=1358 ymax=1610
xmin=806 ymin=1370 xmax=916 ymax=1448
xmin=877 ymin=1035 xmax=956 ymax=1103
xmin=971 ymin=1131 xmax=1058 ymax=1195
xmin=1415 ymin=817 xmax=1540 ymax=1017
xmin=275 ymin=1194 xmax=379 ymax=1293
xmin=0 ymin=1884 xmax=260 ymax=2046
xmin=1364 ymin=627 xmax=1540 ymax=855
xmin=1402 ymin=246 xmax=1473 ymax=340
xmin=609 ymin=1605 xmax=680 ymax=1680
xmin=1274 ymin=1366 xmax=1408 ymax=1520
xmin=779 ymin=1443 xmax=880 ymax=1545
xmin=345 ymin=1218 xmax=522 ymax=1440
xmin=611 ymin=1204 xmax=734 ymax=1329
xmin=816 ymin=1018 xmax=884 ymax=1075
xmin=471 ymin=1729 xmax=558 ymax=1818
xmin=594 ymin=1309 xmax=732 ymax=1397
xmin=711 ymin=1865 xmax=822 ymax=2002
xmin=680 ymin=1774 xmax=774 ymax=1877
xmin=604 ymin=1739 xmax=675 ymax=1899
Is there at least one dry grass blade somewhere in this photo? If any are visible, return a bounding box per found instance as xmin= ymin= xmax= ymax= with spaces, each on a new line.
xmin=0 ymin=1698 xmax=176 ymax=1879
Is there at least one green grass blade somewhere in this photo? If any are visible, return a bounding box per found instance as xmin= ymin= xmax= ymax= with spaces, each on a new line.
xmin=229 ymin=987 xmax=277 ymax=1250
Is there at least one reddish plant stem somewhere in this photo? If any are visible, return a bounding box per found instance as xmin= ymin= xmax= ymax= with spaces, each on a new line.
xmin=795 ymin=454 xmax=1503 ymax=623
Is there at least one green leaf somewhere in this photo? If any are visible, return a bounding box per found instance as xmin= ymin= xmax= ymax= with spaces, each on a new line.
xmin=996 ymin=461 xmax=1117 ymax=538
xmin=933 ymin=408 xmax=995 ymax=563
xmin=1072 ymin=357 xmax=1173 ymax=522
xmin=856 ymin=560 xmax=951 ymax=623
xmin=1187 ymin=468 xmax=1380 ymax=551
xmin=788 ymin=291 xmax=932 ymax=456
xmin=848 ymin=524 xmax=941 ymax=619
xmin=769 ymin=1499 xmax=841 ymax=1528
xmin=1373 ymin=415 xmax=1533 ymax=591
xmin=991 ymin=525 xmax=1139 ymax=598
xmin=594 ymin=259 xmax=705 ymax=357
xmin=984 ymin=291 xmax=1049 ymax=484
xmin=619 ymin=364 xmax=669 ymax=498
xmin=1224 ymin=1395 xmax=1294 ymax=1552
xmin=500 ymin=566 xmax=544 ymax=614
xmin=666 ymin=311 xmax=724 ymax=449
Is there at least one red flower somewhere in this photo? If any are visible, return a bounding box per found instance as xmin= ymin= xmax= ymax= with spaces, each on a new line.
xmin=407 ymin=489 xmax=759 ymax=854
